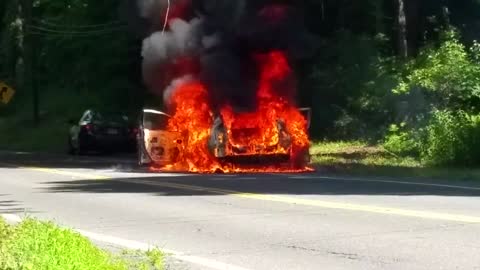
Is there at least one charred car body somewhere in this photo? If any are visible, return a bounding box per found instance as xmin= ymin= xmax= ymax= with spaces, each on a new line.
xmin=137 ymin=108 xmax=311 ymax=169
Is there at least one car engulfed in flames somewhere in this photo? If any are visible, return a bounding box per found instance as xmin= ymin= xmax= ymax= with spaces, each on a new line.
xmin=138 ymin=51 xmax=313 ymax=173
xmin=137 ymin=106 xmax=312 ymax=173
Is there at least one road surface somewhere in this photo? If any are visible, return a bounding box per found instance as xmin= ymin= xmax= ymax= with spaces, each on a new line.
xmin=1 ymin=151 xmax=480 ymax=270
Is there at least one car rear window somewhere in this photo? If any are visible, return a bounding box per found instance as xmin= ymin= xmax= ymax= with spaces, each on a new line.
xmin=93 ymin=113 xmax=128 ymax=123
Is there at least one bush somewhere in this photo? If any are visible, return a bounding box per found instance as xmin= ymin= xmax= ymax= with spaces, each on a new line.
xmin=382 ymin=110 xmax=480 ymax=167
xmin=420 ymin=110 xmax=480 ymax=166
xmin=394 ymin=29 xmax=480 ymax=110
xmin=386 ymin=28 xmax=480 ymax=167
xmin=383 ymin=123 xmax=419 ymax=156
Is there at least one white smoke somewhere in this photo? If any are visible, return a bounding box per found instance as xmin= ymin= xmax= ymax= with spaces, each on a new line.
xmin=141 ymin=17 xmax=203 ymax=66
xmin=163 ymin=74 xmax=195 ymax=107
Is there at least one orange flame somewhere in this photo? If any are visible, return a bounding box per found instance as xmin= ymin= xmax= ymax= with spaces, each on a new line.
xmin=152 ymin=51 xmax=312 ymax=173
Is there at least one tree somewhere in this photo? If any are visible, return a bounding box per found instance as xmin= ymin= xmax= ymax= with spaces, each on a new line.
xmin=396 ymin=0 xmax=408 ymax=58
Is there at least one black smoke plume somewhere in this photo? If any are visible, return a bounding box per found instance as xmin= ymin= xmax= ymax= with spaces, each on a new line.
xmin=132 ymin=0 xmax=318 ymax=112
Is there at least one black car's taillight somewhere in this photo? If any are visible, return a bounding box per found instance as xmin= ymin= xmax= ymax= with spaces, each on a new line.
xmin=82 ymin=124 xmax=95 ymax=134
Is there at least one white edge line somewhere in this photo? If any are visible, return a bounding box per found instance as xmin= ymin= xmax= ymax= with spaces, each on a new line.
xmin=285 ymin=174 xmax=480 ymax=191
xmin=1 ymin=214 xmax=251 ymax=270
xmin=4 ymin=157 xmax=479 ymax=191
xmin=318 ymin=176 xmax=480 ymax=191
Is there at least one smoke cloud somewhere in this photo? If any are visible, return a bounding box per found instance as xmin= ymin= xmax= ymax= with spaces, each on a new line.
xmin=137 ymin=0 xmax=318 ymax=111
xmin=141 ymin=18 xmax=202 ymax=65
xmin=163 ymin=74 xmax=195 ymax=109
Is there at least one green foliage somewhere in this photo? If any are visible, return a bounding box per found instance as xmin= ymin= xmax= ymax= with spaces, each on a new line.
xmin=32 ymin=2 xmax=132 ymax=104
xmin=383 ymin=122 xmax=418 ymax=156
xmin=394 ymin=29 xmax=480 ymax=110
xmin=420 ymin=110 xmax=480 ymax=166
xmin=0 ymin=0 xmax=23 ymax=85
xmin=1 ymin=0 xmax=140 ymax=120
xmin=0 ymin=218 xmax=12 ymax=245
xmin=0 ymin=217 xmax=165 ymax=270
xmin=307 ymin=30 xmax=398 ymax=140
xmin=0 ymin=0 xmax=142 ymax=152
xmin=384 ymin=28 xmax=480 ymax=167
xmin=146 ymin=249 xmax=164 ymax=270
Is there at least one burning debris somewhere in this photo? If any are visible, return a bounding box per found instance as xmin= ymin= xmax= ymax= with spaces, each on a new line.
xmin=136 ymin=0 xmax=318 ymax=173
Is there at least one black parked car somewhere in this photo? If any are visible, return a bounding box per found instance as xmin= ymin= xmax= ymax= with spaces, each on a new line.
xmin=67 ymin=110 xmax=138 ymax=155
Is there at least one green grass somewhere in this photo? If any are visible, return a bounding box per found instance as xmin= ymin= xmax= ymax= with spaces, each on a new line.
xmin=0 ymin=90 xmax=83 ymax=153
xmin=0 ymin=116 xmax=68 ymax=153
xmin=0 ymin=217 xmax=164 ymax=270
xmin=310 ymin=141 xmax=480 ymax=181
xmin=310 ymin=141 xmax=421 ymax=167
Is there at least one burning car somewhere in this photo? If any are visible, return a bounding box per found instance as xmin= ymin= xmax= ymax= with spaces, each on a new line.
xmin=135 ymin=0 xmax=317 ymax=173
xmin=137 ymin=105 xmax=311 ymax=172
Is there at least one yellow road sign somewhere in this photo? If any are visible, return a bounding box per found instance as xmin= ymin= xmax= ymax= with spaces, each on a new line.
xmin=0 ymin=82 xmax=15 ymax=104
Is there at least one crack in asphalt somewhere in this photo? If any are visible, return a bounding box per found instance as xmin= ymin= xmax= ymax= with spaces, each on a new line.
xmin=326 ymin=251 xmax=362 ymax=261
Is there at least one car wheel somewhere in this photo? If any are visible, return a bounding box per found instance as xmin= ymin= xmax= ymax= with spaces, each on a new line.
xmin=137 ymin=148 xmax=143 ymax=166
xmin=290 ymin=147 xmax=310 ymax=170
xmin=137 ymin=147 xmax=146 ymax=166
xmin=137 ymin=145 xmax=151 ymax=167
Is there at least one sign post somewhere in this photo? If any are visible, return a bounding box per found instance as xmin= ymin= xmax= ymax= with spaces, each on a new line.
xmin=0 ymin=82 xmax=15 ymax=105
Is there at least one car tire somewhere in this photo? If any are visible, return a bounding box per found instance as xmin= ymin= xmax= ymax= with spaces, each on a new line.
xmin=137 ymin=147 xmax=146 ymax=166
xmin=290 ymin=147 xmax=310 ymax=170
xmin=137 ymin=149 xmax=143 ymax=166
xmin=137 ymin=145 xmax=152 ymax=167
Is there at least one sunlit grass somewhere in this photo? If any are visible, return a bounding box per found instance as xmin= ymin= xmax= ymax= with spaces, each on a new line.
xmin=0 ymin=217 xmax=164 ymax=270
xmin=310 ymin=141 xmax=368 ymax=155
xmin=309 ymin=141 xmax=480 ymax=181
xmin=310 ymin=140 xmax=422 ymax=168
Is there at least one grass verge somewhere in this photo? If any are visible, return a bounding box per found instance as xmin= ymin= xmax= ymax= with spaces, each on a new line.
xmin=310 ymin=141 xmax=480 ymax=181
xmin=0 ymin=217 xmax=164 ymax=270
xmin=0 ymin=116 xmax=68 ymax=153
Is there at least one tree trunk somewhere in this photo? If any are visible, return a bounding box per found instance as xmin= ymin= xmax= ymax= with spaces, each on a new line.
xmin=373 ymin=0 xmax=385 ymax=34
xmin=406 ymin=0 xmax=420 ymax=56
xmin=396 ymin=0 xmax=408 ymax=58
xmin=20 ymin=0 xmax=39 ymax=124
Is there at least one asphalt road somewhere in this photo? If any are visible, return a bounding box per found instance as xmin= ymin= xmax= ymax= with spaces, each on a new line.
xmin=1 ymin=151 xmax=480 ymax=270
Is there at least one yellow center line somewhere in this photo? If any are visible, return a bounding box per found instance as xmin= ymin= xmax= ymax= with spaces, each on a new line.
xmin=25 ymin=167 xmax=110 ymax=180
xmin=17 ymin=165 xmax=480 ymax=224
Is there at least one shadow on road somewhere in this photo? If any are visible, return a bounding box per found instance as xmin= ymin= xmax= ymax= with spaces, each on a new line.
xmin=0 ymin=151 xmax=137 ymax=170
xmin=39 ymin=173 xmax=480 ymax=197
xmin=3 ymin=151 xmax=480 ymax=197
xmin=0 ymin=195 xmax=34 ymax=214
